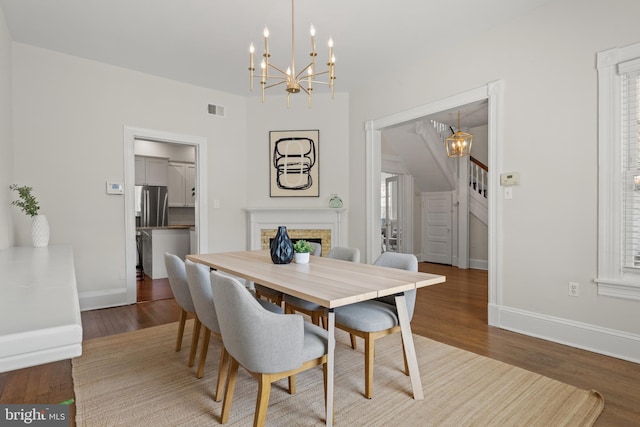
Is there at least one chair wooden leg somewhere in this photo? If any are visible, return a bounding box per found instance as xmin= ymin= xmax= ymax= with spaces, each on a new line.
xmin=274 ymin=295 xmax=283 ymax=307
xmin=311 ymin=312 xmax=321 ymax=326
xmin=221 ymin=357 xmax=239 ymax=424
xmin=176 ymin=309 xmax=187 ymax=351
xmin=350 ymin=333 xmax=357 ymax=350
xmin=196 ymin=327 xmax=211 ymax=379
xmin=288 ymin=375 xmax=296 ymax=395
xmin=364 ymin=333 xmax=375 ymax=399
xmin=214 ymin=344 xmax=229 ymax=402
xmin=254 ymin=374 xmax=272 ymax=427
xmin=188 ymin=316 xmax=201 ymax=368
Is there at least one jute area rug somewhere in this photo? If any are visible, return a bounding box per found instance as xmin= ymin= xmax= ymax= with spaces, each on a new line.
xmin=72 ymin=322 xmax=604 ymax=426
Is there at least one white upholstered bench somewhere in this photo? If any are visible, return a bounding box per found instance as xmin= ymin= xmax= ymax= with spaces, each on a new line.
xmin=0 ymin=245 xmax=83 ymax=372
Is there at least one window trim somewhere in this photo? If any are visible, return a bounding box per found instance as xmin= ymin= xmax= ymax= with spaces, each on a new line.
xmin=596 ymin=42 xmax=640 ymax=301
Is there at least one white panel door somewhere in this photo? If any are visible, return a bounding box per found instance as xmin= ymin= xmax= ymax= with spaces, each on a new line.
xmin=423 ymin=192 xmax=453 ymax=264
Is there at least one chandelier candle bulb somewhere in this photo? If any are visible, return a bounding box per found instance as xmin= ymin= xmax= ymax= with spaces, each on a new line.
xmin=310 ymin=24 xmax=316 ymax=55
xmin=249 ymin=44 xmax=255 ymax=91
xmin=263 ymin=26 xmax=270 ymax=77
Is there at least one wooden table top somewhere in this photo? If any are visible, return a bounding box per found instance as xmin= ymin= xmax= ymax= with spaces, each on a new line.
xmin=187 ymin=250 xmax=446 ymax=309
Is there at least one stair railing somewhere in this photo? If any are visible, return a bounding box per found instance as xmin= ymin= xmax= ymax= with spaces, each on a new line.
xmin=469 ymin=157 xmax=488 ymax=198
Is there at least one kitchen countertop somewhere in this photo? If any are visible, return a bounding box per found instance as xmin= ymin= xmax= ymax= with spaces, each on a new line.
xmin=137 ymin=225 xmax=194 ymax=231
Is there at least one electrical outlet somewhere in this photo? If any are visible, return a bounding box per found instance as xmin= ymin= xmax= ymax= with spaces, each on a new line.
xmin=568 ymin=282 xmax=579 ymax=297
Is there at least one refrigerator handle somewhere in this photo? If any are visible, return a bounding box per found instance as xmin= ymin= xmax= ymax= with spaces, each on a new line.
xmin=162 ymin=192 xmax=169 ymax=227
xmin=144 ymin=190 xmax=149 ymax=227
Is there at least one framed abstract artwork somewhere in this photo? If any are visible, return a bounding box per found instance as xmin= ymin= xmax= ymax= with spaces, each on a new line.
xmin=269 ymin=129 xmax=319 ymax=197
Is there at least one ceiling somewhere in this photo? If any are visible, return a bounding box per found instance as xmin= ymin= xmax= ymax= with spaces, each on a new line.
xmin=1 ymin=1 xmax=548 ymax=194
xmin=0 ymin=0 xmax=553 ymax=98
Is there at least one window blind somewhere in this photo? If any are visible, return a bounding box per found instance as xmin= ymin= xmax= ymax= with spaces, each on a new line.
xmin=620 ymin=60 xmax=640 ymax=268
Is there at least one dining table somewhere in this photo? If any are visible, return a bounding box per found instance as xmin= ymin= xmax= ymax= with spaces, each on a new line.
xmin=187 ymin=249 xmax=446 ymax=426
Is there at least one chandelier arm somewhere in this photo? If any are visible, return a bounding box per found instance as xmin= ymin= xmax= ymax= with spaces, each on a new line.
xmin=253 ymin=74 xmax=287 ymax=82
xmin=295 ymin=63 xmax=313 ymax=80
xmin=309 ymin=70 xmax=329 ymax=77
xmin=267 ymin=63 xmax=290 ymax=77
xmin=264 ymin=81 xmax=287 ymax=90
xmin=260 ymin=74 xmax=288 ymax=82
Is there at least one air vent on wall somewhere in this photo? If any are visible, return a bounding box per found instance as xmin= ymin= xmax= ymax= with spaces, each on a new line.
xmin=207 ymin=104 xmax=225 ymax=117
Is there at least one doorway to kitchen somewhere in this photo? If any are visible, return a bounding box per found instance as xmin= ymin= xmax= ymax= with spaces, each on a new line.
xmin=124 ymin=127 xmax=209 ymax=305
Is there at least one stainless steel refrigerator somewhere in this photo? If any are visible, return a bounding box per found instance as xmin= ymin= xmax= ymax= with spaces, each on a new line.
xmin=135 ymin=185 xmax=169 ymax=227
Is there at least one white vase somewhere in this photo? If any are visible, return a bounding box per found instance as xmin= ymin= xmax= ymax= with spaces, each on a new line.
xmin=294 ymin=252 xmax=310 ymax=264
xmin=31 ymin=215 xmax=50 ymax=247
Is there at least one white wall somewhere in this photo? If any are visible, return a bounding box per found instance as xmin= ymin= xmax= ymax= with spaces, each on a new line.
xmin=11 ymin=43 xmax=248 ymax=303
xmin=349 ymin=0 xmax=640 ymax=348
xmin=0 ymin=5 xmax=13 ymax=250
xmin=245 ymin=92 xmax=350 ymax=212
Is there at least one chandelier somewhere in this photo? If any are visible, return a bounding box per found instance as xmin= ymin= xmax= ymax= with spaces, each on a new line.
xmin=445 ymin=111 xmax=473 ymax=158
xmin=248 ymin=0 xmax=335 ymax=107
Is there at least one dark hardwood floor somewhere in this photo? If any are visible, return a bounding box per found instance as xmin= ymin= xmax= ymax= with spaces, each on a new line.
xmin=1 ymin=263 xmax=639 ymax=426
xmin=136 ymin=271 xmax=174 ymax=302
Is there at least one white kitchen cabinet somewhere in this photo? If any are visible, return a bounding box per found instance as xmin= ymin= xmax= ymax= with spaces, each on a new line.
xmin=168 ymin=162 xmax=196 ymax=207
xmin=141 ymin=228 xmax=190 ymax=279
xmin=135 ymin=156 xmax=169 ymax=186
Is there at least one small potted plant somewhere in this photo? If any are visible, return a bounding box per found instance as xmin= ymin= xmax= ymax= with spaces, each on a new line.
xmin=9 ymin=184 xmax=49 ymax=247
xmin=293 ymin=239 xmax=314 ymax=264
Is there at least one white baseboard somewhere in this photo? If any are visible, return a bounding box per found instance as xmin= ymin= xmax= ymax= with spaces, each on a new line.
xmin=469 ymin=258 xmax=488 ymax=270
xmin=79 ymin=288 xmax=128 ymax=311
xmin=496 ymin=304 xmax=640 ymax=364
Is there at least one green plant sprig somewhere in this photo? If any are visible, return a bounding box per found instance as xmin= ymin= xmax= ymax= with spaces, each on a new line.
xmin=293 ymin=239 xmax=314 ymax=253
xmin=9 ymin=184 xmax=40 ymax=217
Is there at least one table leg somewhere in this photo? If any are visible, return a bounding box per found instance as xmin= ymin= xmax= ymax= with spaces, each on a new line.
xmin=326 ymin=309 xmax=335 ymax=426
xmin=395 ymin=294 xmax=424 ymax=400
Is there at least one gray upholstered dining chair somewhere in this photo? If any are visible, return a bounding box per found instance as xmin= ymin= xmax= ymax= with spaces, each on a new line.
xmin=255 ymin=242 xmax=322 ymax=306
xmin=164 ymin=253 xmax=201 ymax=368
xmin=184 ymin=259 xmax=228 ymax=402
xmin=334 ymin=251 xmax=418 ymax=399
xmin=210 ymin=271 xmax=328 ymax=426
xmin=284 ymin=246 xmax=360 ymax=327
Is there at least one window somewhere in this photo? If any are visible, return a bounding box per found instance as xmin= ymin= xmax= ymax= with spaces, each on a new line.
xmin=596 ymin=41 xmax=640 ymax=300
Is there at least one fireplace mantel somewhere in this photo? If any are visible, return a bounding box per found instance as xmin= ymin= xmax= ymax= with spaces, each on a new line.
xmin=245 ymin=208 xmax=347 ymax=251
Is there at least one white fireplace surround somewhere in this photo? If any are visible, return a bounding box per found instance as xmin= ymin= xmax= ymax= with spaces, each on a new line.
xmin=246 ymin=208 xmax=347 ymax=250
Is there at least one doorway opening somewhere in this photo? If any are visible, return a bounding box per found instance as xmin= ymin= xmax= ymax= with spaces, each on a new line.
xmin=364 ymin=81 xmax=503 ymax=327
xmin=124 ymin=127 xmax=209 ymax=305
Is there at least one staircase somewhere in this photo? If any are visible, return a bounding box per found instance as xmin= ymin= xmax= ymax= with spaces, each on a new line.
xmin=469 ymin=157 xmax=488 ymax=225
xmin=429 ymin=119 xmax=488 ymax=225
